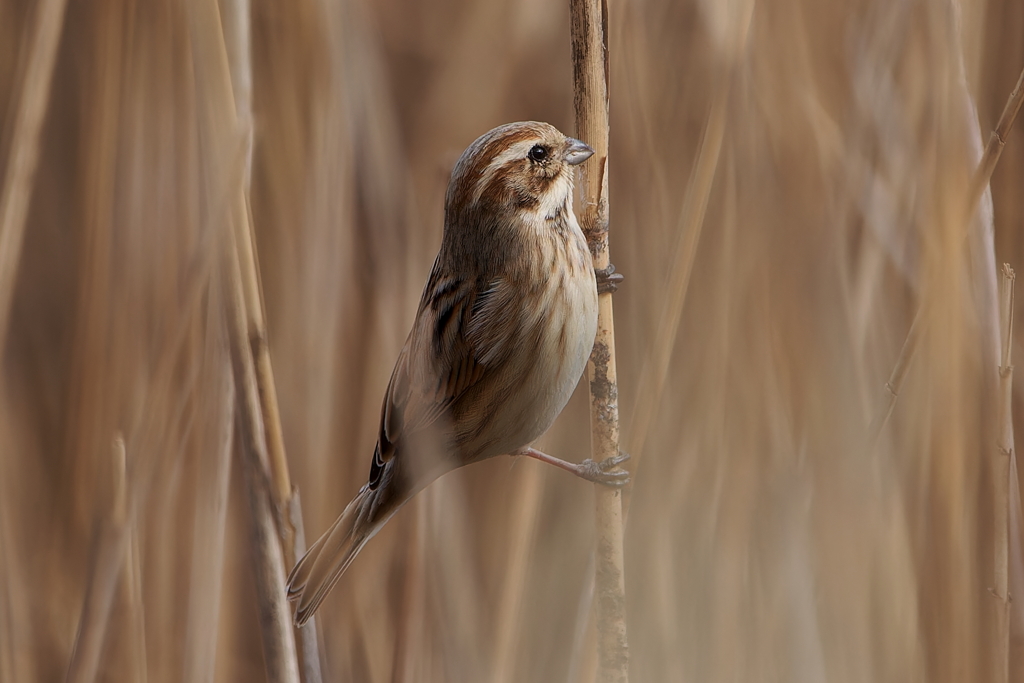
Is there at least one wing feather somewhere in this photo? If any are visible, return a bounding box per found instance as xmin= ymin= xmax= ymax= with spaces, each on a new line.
xmin=367 ymin=269 xmax=519 ymax=485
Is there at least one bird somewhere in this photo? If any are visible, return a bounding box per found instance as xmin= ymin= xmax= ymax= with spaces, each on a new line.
xmin=286 ymin=121 xmax=627 ymax=626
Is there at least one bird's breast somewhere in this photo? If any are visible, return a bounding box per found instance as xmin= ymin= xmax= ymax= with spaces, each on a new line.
xmin=452 ymin=201 xmax=598 ymax=463
xmin=499 ymin=229 xmax=598 ymax=451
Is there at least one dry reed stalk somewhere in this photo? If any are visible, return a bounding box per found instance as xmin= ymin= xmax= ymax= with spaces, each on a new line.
xmin=65 ymin=0 xmax=125 ymax=527
xmin=288 ymin=489 xmax=322 ymax=683
xmin=994 ymin=264 xmax=1015 ymax=683
xmin=231 ymin=192 xmax=296 ymax=517
xmin=232 ymin=89 xmax=322 ymax=683
xmin=973 ymin=68 xmax=1024 ymax=212
xmin=0 ymin=505 xmax=16 ymax=682
xmin=570 ymin=0 xmax=629 ymax=680
xmin=0 ymin=501 xmax=12 ymax=683
xmin=221 ymin=0 xmax=294 ymax=534
xmin=567 ymin=552 xmax=598 ymax=683
xmin=391 ymin=498 xmax=426 ymax=683
xmin=0 ymin=0 xmax=67 ymax=356
xmin=220 ymin=0 xmax=321 ymax=677
xmin=182 ymin=324 xmax=234 ymax=683
xmin=60 ymin=214 xmax=227 ymax=681
xmin=113 ymin=433 xmax=148 ymax=683
xmin=226 ymin=226 xmax=301 ymax=683
xmin=869 ymin=63 xmax=1024 ymax=445
xmin=65 ymin=435 xmax=133 ymax=683
xmin=491 ymin=463 xmax=544 ymax=683
xmin=624 ymin=79 xmax=729 ymax=492
xmin=184 ymin=0 xmax=300 ymax=678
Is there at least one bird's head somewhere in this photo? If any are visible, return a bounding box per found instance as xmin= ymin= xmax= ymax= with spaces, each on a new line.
xmin=444 ymin=121 xmax=594 ymax=227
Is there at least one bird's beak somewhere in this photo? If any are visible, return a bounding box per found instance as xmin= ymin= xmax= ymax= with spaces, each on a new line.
xmin=564 ymin=138 xmax=595 ymax=166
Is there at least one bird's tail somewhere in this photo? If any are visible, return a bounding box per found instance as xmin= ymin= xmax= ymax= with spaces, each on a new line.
xmin=286 ymin=482 xmax=400 ymax=626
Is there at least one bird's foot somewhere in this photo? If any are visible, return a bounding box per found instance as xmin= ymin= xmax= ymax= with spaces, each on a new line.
xmin=595 ymin=263 xmax=624 ymax=294
xmin=575 ymin=452 xmax=631 ymax=487
xmin=519 ymin=448 xmax=630 ymax=488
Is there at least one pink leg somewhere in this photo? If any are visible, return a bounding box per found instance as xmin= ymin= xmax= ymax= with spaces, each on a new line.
xmin=518 ymin=447 xmax=630 ymax=487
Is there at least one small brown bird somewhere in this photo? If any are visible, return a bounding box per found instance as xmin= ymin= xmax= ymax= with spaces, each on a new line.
xmin=286 ymin=121 xmax=627 ymax=625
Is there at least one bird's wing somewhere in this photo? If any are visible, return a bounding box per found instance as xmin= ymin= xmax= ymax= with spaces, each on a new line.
xmin=367 ymin=271 xmax=519 ymax=489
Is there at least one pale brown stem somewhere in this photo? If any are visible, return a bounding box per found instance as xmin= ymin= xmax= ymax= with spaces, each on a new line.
xmin=391 ymin=497 xmax=427 ymax=683
xmin=114 ymin=435 xmax=148 ymax=683
xmin=287 ymin=491 xmax=322 ymax=683
xmin=182 ymin=349 xmax=234 ymax=683
xmin=567 ymin=554 xmax=598 ymax=683
xmin=866 ymin=314 xmax=921 ymax=449
xmin=491 ymin=464 xmax=544 ymax=683
xmin=62 ymin=220 xmax=225 ymax=682
xmin=218 ymin=0 xmax=320 ymax=678
xmin=226 ymin=228 xmax=301 ymax=683
xmin=65 ymin=436 xmax=133 ymax=683
xmin=220 ymin=0 xmax=294 ymax=527
xmin=0 ymin=0 xmax=68 ymax=366
xmin=624 ymin=80 xmax=729 ymax=485
xmin=970 ymin=69 xmax=1024 ymax=214
xmin=0 ymin=490 xmax=14 ymax=682
xmin=870 ymin=65 xmax=1024 ymax=444
xmin=195 ymin=4 xmax=296 ymax=678
xmin=994 ymin=264 xmax=1015 ymax=683
xmin=570 ymin=0 xmax=629 ymax=680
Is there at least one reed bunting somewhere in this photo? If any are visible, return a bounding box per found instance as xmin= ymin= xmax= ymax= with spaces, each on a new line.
xmin=287 ymin=121 xmax=627 ymax=625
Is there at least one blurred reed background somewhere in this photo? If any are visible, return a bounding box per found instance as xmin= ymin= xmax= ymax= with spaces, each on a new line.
xmin=1 ymin=0 xmax=1023 ymax=681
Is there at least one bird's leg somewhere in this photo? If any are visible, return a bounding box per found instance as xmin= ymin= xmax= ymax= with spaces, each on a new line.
xmin=517 ymin=447 xmax=630 ymax=487
xmin=595 ymin=263 xmax=624 ymax=294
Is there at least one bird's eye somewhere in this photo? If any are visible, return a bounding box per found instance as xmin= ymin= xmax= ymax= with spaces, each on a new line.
xmin=528 ymin=145 xmax=548 ymax=162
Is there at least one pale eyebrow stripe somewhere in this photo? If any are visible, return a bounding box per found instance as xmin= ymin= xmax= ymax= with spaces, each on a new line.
xmin=471 ymin=141 xmax=536 ymax=204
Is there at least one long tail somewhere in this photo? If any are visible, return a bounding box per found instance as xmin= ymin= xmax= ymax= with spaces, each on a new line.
xmin=286 ymin=481 xmax=400 ymax=626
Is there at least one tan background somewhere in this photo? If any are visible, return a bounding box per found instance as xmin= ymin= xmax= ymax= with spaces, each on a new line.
xmin=1 ymin=0 xmax=1023 ymax=680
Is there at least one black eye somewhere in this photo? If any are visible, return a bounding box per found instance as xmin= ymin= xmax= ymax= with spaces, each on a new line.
xmin=528 ymin=145 xmax=548 ymax=162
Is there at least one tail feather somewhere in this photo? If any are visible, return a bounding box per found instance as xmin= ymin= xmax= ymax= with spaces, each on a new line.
xmin=286 ymin=484 xmax=396 ymax=626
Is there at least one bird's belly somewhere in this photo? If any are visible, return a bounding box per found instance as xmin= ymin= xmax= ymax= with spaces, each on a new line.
xmin=472 ymin=270 xmax=598 ymax=459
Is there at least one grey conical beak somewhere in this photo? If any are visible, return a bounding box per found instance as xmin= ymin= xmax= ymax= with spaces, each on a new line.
xmin=565 ymin=138 xmax=595 ymax=165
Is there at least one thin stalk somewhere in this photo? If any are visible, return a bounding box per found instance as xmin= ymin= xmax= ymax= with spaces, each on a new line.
xmin=0 ymin=488 xmax=14 ymax=682
xmin=570 ymin=0 xmax=629 ymax=681
xmin=65 ymin=436 xmax=132 ymax=683
xmin=62 ymin=175 xmax=232 ymax=682
xmin=0 ymin=0 xmax=68 ymax=356
xmin=182 ymin=336 xmax=234 ymax=683
xmin=189 ymin=0 xmax=299 ymax=675
xmin=869 ymin=64 xmax=1024 ymax=444
xmin=491 ymin=464 xmax=544 ymax=683
xmin=218 ymin=0 xmax=320 ymax=678
xmin=994 ymin=264 xmax=1015 ymax=683
xmin=221 ymin=0 xmax=294 ymax=518
xmin=625 ymin=80 xmax=729 ymax=487
xmin=390 ymin=500 xmax=425 ymax=683
xmin=225 ymin=222 xmax=301 ymax=683
xmin=114 ymin=434 xmax=148 ymax=683
xmin=970 ymin=68 xmax=1024 ymax=213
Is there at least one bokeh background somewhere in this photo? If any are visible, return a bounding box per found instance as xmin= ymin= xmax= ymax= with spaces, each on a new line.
xmin=1 ymin=0 xmax=1023 ymax=681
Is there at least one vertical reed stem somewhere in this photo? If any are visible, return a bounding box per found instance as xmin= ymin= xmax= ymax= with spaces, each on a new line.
xmin=188 ymin=0 xmax=300 ymax=678
xmin=869 ymin=65 xmax=1024 ymax=444
xmin=219 ymin=0 xmax=321 ymax=678
xmin=226 ymin=226 xmax=301 ymax=683
xmin=65 ymin=436 xmax=132 ymax=683
xmin=0 ymin=0 xmax=68 ymax=365
xmin=570 ymin=0 xmax=630 ymax=680
xmin=994 ymin=264 xmax=1015 ymax=683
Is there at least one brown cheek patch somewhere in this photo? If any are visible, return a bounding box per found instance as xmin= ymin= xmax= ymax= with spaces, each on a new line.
xmin=502 ymin=163 xmax=560 ymax=210
xmin=448 ymin=133 xmax=536 ymax=212
xmin=482 ymin=163 xmax=541 ymax=210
